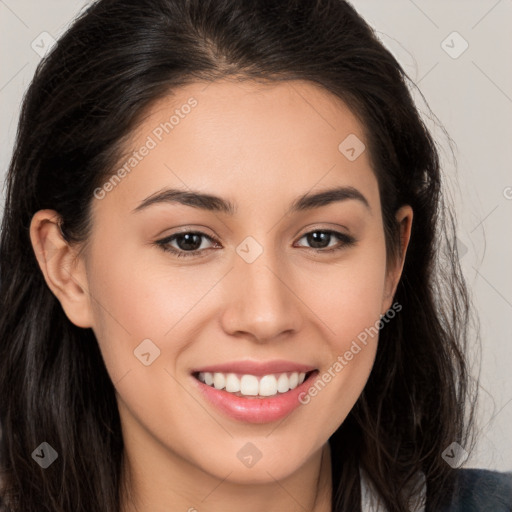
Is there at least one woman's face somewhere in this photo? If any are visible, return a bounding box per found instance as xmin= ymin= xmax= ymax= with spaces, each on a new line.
xmin=33 ymin=79 xmax=412 ymax=485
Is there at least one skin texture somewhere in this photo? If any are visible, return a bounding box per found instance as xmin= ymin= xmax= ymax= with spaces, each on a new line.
xmin=30 ymin=79 xmax=413 ymax=512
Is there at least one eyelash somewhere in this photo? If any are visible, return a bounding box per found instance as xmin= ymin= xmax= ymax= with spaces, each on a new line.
xmin=154 ymin=229 xmax=356 ymax=259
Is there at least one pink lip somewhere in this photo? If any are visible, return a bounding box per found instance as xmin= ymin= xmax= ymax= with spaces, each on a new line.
xmin=190 ymin=359 xmax=316 ymax=376
xmin=191 ymin=370 xmax=319 ymax=424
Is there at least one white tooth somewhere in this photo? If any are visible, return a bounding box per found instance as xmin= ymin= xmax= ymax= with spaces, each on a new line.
xmin=201 ymin=370 xmax=308 ymax=395
xmin=225 ymin=373 xmax=241 ymax=392
xmin=240 ymin=374 xmax=259 ymax=396
xmin=213 ymin=372 xmax=226 ymax=389
xmin=289 ymin=372 xmax=299 ymax=390
xmin=276 ymin=373 xmax=290 ymax=393
xmin=259 ymin=375 xmax=278 ymax=396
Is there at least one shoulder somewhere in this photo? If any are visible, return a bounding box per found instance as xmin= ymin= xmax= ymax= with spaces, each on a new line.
xmin=437 ymin=468 xmax=512 ymax=511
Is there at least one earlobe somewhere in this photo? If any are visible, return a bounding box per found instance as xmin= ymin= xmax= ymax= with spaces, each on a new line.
xmin=382 ymin=205 xmax=413 ymax=313
xmin=29 ymin=209 xmax=94 ymax=328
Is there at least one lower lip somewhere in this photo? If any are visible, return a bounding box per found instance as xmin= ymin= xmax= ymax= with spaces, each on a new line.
xmin=192 ymin=371 xmax=319 ymax=424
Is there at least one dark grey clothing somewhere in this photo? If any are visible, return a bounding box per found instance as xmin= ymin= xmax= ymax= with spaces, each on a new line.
xmin=434 ymin=469 xmax=512 ymax=511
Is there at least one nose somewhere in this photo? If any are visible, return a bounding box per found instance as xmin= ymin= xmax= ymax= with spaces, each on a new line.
xmin=219 ymin=246 xmax=304 ymax=343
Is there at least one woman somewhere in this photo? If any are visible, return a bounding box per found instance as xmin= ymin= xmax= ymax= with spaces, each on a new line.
xmin=0 ymin=0 xmax=510 ymax=511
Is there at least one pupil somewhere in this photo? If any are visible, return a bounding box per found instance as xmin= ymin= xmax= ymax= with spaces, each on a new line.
xmin=308 ymin=231 xmax=329 ymax=249
xmin=178 ymin=233 xmax=201 ymax=251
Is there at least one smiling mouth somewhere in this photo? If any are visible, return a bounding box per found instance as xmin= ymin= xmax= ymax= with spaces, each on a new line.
xmin=192 ymin=370 xmax=317 ymax=398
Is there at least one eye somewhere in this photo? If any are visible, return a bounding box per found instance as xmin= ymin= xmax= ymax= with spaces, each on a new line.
xmin=294 ymin=230 xmax=356 ymax=253
xmin=155 ymin=231 xmax=220 ymax=258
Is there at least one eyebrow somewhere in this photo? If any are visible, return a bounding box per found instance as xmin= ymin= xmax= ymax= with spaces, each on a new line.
xmin=132 ymin=185 xmax=371 ymax=215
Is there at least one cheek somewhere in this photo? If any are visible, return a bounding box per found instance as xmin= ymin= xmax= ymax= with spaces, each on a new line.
xmin=88 ymin=228 xmax=203 ymax=327
xmin=293 ymin=240 xmax=386 ymax=422
xmin=296 ymin=269 xmax=385 ymax=441
xmin=299 ymin=241 xmax=388 ymax=345
xmin=86 ymin=243 xmax=230 ymax=391
xmin=85 ymin=240 xmax=182 ymax=380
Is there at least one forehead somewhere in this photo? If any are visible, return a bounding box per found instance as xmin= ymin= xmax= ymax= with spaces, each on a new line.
xmin=93 ymin=79 xmax=378 ymax=218
xmin=142 ymin=78 xmax=366 ymax=151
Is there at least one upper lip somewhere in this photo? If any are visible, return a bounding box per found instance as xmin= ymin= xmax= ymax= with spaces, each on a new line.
xmin=191 ymin=359 xmax=317 ymax=376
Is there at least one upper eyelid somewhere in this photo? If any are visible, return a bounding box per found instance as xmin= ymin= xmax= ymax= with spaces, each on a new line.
xmin=156 ymin=231 xmax=220 ymax=252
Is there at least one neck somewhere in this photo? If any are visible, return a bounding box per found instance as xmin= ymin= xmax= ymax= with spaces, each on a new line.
xmin=120 ymin=438 xmax=332 ymax=512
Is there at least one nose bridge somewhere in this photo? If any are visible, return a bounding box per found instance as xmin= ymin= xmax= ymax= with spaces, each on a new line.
xmin=220 ymin=235 xmax=302 ymax=341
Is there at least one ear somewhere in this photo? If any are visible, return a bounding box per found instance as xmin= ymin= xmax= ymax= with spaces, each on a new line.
xmin=382 ymin=204 xmax=413 ymax=314
xmin=29 ymin=209 xmax=94 ymax=328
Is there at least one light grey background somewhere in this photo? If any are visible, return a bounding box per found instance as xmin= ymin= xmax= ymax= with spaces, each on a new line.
xmin=1 ymin=0 xmax=511 ymax=471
